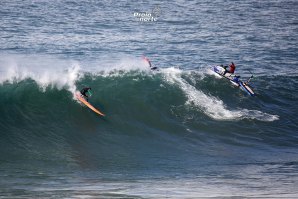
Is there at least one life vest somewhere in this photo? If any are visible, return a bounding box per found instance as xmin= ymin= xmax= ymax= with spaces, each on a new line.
xmin=229 ymin=63 xmax=236 ymax=73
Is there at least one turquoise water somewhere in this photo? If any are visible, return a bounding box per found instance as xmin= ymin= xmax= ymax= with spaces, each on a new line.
xmin=1 ymin=0 xmax=298 ymax=198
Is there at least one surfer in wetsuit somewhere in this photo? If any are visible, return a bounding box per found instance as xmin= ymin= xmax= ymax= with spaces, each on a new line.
xmin=222 ymin=62 xmax=236 ymax=76
xmin=80 ymin=87 xmax=91 ymax=101
xmin=143 ymin=56 xmax=157 ymax=70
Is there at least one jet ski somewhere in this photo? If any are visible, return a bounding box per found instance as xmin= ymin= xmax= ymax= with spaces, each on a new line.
xmin=210 ymin=65 xmax=255 ymax=96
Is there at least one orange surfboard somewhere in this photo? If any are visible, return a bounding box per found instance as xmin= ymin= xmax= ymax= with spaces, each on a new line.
xmin=76 ymin=92 xmax=105 ymax=116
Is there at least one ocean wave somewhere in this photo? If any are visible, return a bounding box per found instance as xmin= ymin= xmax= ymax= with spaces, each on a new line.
xmin=0 ymin=54 xmax=280 ymax=123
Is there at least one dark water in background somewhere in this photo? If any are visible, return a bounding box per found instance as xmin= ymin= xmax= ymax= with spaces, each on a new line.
xmin=0 ymin=0 xmax=298 ymax=198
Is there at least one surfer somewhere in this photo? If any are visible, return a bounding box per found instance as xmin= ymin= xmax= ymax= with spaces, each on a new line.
xmin=80 ymin=87 xmax=91 ymax=101
xmin=143 ymin=56 xmax=157 ymax=70
xmin=222 ymin=62 xmax=236 ymax=76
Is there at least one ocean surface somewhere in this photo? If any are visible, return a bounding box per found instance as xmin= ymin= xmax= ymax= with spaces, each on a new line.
xmin=1 ymin=0 xmax=298 ymax=198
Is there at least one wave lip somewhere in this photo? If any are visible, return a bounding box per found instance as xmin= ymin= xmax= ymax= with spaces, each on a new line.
xmin=0 ymin=55 xmax=82 ymax=94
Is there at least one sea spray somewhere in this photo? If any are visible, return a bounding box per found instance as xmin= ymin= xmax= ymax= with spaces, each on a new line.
xmin=0 ymin=55 xmax=81 ymax=94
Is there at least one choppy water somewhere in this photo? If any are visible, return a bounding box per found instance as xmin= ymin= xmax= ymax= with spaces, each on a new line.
xmin=1 ymin=0 xmax=298 ymax=198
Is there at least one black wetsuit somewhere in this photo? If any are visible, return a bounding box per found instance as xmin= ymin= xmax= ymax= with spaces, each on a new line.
xmin=80 ymin=87 xmax=91 ymax=101
xmin=148 ymin=60 xmax=158 ymax=70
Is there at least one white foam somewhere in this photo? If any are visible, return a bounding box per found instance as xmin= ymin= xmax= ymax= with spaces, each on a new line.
xmin=0 ymin=54 xmax=81 ymax=94
xmin=161 ymin=67 xmax=279 ymax=121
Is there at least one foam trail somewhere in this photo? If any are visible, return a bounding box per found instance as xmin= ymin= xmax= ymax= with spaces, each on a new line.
xmin=162 ymin=68 xmax=279 ymax=121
